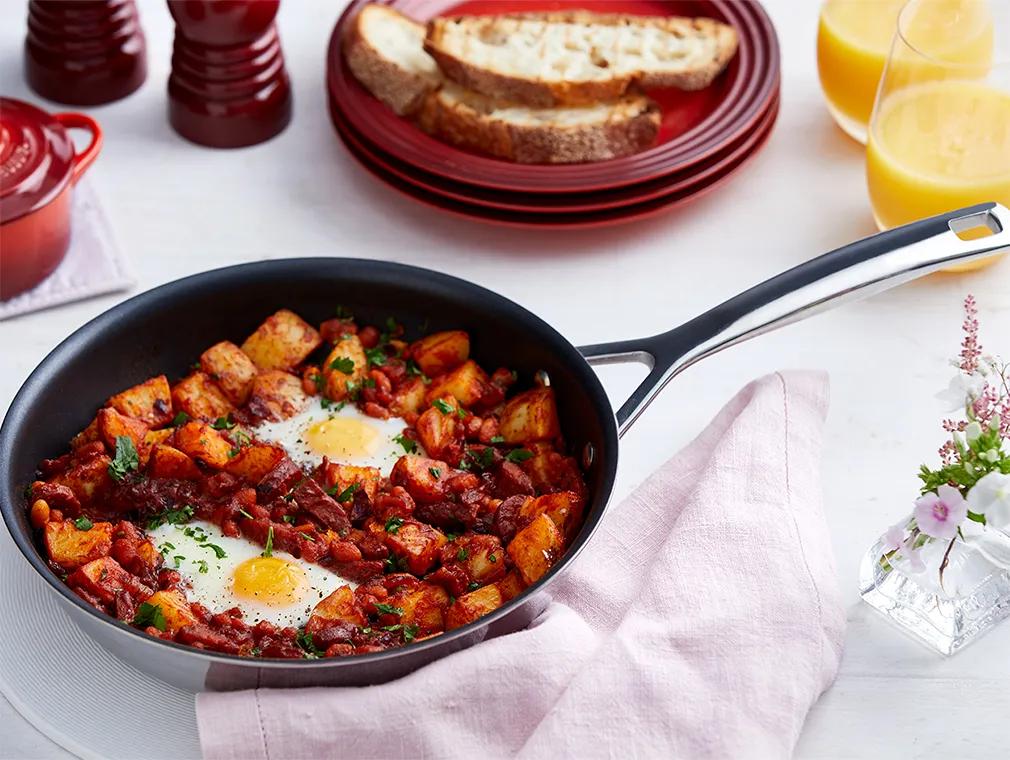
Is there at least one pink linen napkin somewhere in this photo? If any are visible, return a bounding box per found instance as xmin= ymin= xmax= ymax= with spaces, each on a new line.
xmin=198 ymin=371 xmax=845 ymax=759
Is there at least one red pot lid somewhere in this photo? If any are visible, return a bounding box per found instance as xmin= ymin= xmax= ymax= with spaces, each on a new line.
xmin=0 ymin=97 xmax=76 ymax=224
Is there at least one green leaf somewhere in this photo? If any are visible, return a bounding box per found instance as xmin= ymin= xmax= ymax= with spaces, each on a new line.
xmin=147 ymin=504 xmax=194 ymax=530
xmin=108 ymin=436 xmax=139 ymax=482
xmin=433 ymin=399 xmax=454 ymax=415
xmin=490 ymin=435 xmax=505 ymax=444
xmin=403 ymin=624 xmax=420 ymax=643
xmin=374 ymin=602 xmax=404 ymax=616
xmin=333 ymin=483 xmax=360 ymax=503
xmin=506 ymin=448 xmax=534 ymax=463
xmin=171 ymin=412 xmax=190 ymax=427
xmin=261 ymin=527 xmax=274 ymax=558
xmin=456 ymin=547 xmax=469 ymax=561
xmin=394 ymin=434 xmax=418 ymax=454
xmin=329 ymin=356 xmax=355 ymax=374
xmin=428 ymin=467 xmax=441 ymax=479
xmin=296 ymin=630 xmax=322 ymax=659
xmin=74 ymin=516 xmax=93 ymax=531
xmin=204 ymin=543 xmax=227 ymax=559
xmin=211 ymin=415 xmax=235 ymax=430
xmin=133 ymin=602 xmax=167 ymax=632
xmin=385 ymin=516 xmax=404 ymax=534
xmin=365 ymin=347 xmax=387 ymax=367
xmin=282 ymin=514 xmax=296 ymax=524
xmin=967 ymin=511 xmax=987 ymax=524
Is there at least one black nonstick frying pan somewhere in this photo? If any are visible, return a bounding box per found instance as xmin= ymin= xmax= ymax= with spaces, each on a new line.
xmin=1 ymin=203 xmax=1008 ymax=691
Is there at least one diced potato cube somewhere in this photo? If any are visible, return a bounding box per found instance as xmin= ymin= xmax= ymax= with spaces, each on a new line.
xmin=224 ymin=443 xmax=286 ymax=483
xmin=390 ymin=377 xmax=427 ymax=417
xmin=424 ymin=360 xmax=488 ymax=408
xmin=309 ymin=585 xmax=366 ymax=627
xmin=241 ymin=309 xmax=321 ymax=371
xmin=496 ymin=570 xmax=525 ymax=602
xmin=519 ymin=491 xmax=583 ymax=538
xmin=414 ymin=404 xmax=459 ymax=460
xmin=499 ymin=388 xmax=561 ymax=444
xmin=173 ymin=421 xmax=233 ymax=469
xmin=107 ymin=375 xmax=173 ymax=427
xmin=385 ymin=520 xmax=447 ymax=575
xmin=322 ymin=334 xmax=367 ymax=402
xmin=144 ymin=590 xmax=198 ymax=634
xmin=51 ymin=456 xmax=112 ymax=505
xmin=71 ymin=417 xmax=100 ymax=449
xmin=507 ymin=514 xmax=564 ymax=585
xmin=44 ymin=519 xmax=114 ymax=570
xmin=395 ymin=583 xmax=450 ymax=635
xmin=200 ymin=340 xmax=258 ymax=405
xmin=446 ymin=585 xmax=504 ymax=630
xmin=390 ymin=455 xmax=449 ymax=504
xmin=323 ymin=463 xmax=381 ymax=503
xmin=67 ymin=556 xmax=150 ymax=606
xmin=141 ymin=428 xmax=173 ymax=466
xmin=171 ymin=372 xmax=233 ymax=422
xmin=247 ymin=370 xmax=307 ymax=421
xmin=97 ymin=407 xmax=150 ymax=457
xmin=409 ymin=330 xmax=469 ymax=377
xmin=147 ymin=444 xmax=202 ymax=479
xmin=456 ymin=534 xmax=506 ymax=584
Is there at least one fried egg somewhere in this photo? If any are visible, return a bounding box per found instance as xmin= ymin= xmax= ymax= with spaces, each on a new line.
xmin=253 ymin=397 xmax=418 ymax=473
xmin=147 ymin=520 xmax=351 ymax=628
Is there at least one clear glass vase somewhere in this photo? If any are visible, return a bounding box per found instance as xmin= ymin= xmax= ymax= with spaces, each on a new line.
xmin=859 ymin=518 xmax=1010 ymax=655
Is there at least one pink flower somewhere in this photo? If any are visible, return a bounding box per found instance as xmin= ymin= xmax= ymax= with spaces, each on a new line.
xmin=901 ymin=539 xmax=926 ymax=574
xmin=883 ymin=523 xmax=906 ymax=551
xmin=914 ymin=484 xmax=968 ymax=539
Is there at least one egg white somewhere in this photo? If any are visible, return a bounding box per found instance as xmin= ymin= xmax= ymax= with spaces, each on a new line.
xmin=252 ymin=397 xmax=419 ymax=473
xmin=147 ymin=520 xmax=352 ymax=629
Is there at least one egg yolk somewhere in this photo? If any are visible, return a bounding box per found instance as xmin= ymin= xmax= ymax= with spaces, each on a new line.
xmin=304 ymin=417 xmax=380 ymax=460
xmin=232 ymin=557 xmax=306 ymax=606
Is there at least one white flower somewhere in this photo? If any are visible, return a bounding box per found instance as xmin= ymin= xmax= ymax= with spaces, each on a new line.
xmin=965 ymin=421 xmax=984 ymax=442
xmin=936 ymin=373 xmax=986 ymax=412
xmin=967 ymin=471 xmax=1010 ymax=529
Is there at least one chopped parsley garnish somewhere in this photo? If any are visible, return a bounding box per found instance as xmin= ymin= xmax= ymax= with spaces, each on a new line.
xmin=133 ymin=602 xmax=166 ymax=631
xmin=211 ymin=415 xmax=235 ymax=430
xmin=204 ymin=543 xmax=227 ymax=559
xmin=365 ymin=347 xmax=387 ymax=367
xmin=320 ymin=396 xmax=334 ymax=410
xmin=446 ymin=532 xmax=459 ymax=542
xmin=171 ymin=412 xmax=190 ymax=426
xmin=363 ymin=377 xmax=376 ymax=388
xmin=463 ymin=448 xmax=494 ymax=471
xmin=172 ymin=554 xmax=184 ymax=568
xmin=282 ymin=515 xmax=296 ymax=524
xmin=394 ymin=434 xmax=418 ymax=454
xmin=296 ymin=630 xmax=322 ymax=659
xmin=406 ymin=359 xmax=424 ymax=377
xmin=490 ymin=435 xmax=505 ymax=444
xmin=488 ymin=553 xmax=497 ymax=563
xmin=299 ymin=532 xmax=315 ymax=542
xmin=228 ymin=429 xmax=252 ymax=458
xmin=108 ymin=436 xmax=139 ymax=481
xmin=262 ymin=526 xmax=274 ymax=558
xmin=382 ymin=624 xmax=403 ymax=632
xmin=467 ymin=582 xmax=480 ymax=591
xmin=329 ymin=356 xmax=355 ymax=374
xmin=456 ymin=547 xmax=469 ymax=562
xmin=374 ymin=603 xmax=404 ymax=617
xmin=385 ymin=516 xmax=404 ymax=534
xmin=345 ymin=380 xmax=361 ymax=400
xmin=74 ymin=516 xmax=93 ymax=531
xmin=312 ymin=372 xmax=325 ymax=392
xmin=332 ymin=483 xmax=360 ymax=503
xmin=506 ymin=448 xmax=534 ymax=463
xmin=456 ymin=408 xmax=467 ymax=419
xmin=194 ymin=559 xmax=209 ymax=574
xmin=238 ymin=508 xmax=254 ymax=520
xmin=433 ymin=399 xmax=454 ymax=415
xmin=403 ymin=624 xmax=420 ymax=643
xmin=147 ymin=504 xmax=194 ymax=530
xmin=428 ymin=467 xmax=441 ymax=479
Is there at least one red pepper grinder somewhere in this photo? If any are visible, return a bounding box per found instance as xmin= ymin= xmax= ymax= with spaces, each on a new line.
xmin=24 ymin=0 xmax=147 ymax=106
xmin=167 ymin=0 xmax=292 ymax=148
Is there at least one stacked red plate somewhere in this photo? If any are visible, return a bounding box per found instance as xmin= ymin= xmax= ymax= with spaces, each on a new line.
xmin=327 ymin=0 xmax=780 ymax=228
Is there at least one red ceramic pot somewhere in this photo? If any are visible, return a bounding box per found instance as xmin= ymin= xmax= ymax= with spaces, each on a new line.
xmin=0 ymin=99 xmax=102 ymax=301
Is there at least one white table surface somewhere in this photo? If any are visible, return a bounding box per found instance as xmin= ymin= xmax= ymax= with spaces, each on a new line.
xmin=2 ymin=1 xmax=1009 ymax=758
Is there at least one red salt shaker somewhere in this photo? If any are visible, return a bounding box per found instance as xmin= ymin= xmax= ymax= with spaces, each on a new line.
xmin=167 ymin=0 xmax=292 ymax=148
xmin=24 ymin=0 xmax=147 ymax=106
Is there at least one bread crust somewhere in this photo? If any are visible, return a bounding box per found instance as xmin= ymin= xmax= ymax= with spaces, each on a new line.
xmin=425 ymin=12 xmax=739 ymax=107
xmin=417 ymin=89 xmax=661 ymax=164
xmin=344 ymin=6 xmax=440 ymax=116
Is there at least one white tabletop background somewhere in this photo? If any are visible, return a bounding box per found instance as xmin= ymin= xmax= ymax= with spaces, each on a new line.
xmin=2 ymin=1 xmax=1009 ymax=757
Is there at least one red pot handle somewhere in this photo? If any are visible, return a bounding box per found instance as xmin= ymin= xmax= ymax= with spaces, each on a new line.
xmin=52 ymin=112 xmax=103 ymax=184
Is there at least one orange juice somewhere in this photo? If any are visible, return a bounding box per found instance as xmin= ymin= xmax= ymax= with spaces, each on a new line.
xmin=818 ymin=0 xmax=904 ymax=141
xmin=818 ymin=0 xmax=994 ymax=143
xmin=867 ymin=81 xmax=1010 ymax=271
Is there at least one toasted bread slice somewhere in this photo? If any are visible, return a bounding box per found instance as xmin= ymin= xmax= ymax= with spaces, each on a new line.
xmin=344 ymin=4 xmax=442 ymax=115
xmin=425 ymin=12 xmax=739 ymax=107
xmin=417 ymin=83 xmax=660 ymax=164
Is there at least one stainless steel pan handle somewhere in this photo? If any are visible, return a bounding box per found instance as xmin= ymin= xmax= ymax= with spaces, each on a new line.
xmin=579 ymin=202 xmax=1010 ymax=437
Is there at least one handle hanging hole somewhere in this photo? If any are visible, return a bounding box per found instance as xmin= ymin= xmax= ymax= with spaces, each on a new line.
xmin=534 ymin=370 xmax=550 ymax=387
xmin=581 ymin=442 xmax=595 ymax=469
xmin=950 ymin=210 xmax=1001 ymax=241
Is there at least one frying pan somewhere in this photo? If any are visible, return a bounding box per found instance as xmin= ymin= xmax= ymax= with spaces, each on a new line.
xmin=1 ymin=203 xmax=1008 ymax=691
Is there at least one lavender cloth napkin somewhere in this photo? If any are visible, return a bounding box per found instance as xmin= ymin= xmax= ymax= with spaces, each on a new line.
xmin=197 ymin=371 xmax=845 ymax=759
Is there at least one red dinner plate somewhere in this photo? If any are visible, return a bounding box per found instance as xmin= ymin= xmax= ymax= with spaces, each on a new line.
xmin=327 ymin=0 xmax=780 ymax=193
xmin=334 ymin=95 xmax=778 ymax=227
xmin=331 ymin=85 xmax=779 ymax=213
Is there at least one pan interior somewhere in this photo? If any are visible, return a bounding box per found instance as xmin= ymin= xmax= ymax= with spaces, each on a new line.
xmin=0 ymin=258 xmax=618 ymax=664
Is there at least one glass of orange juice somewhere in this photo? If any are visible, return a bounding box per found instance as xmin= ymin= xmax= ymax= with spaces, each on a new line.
xmin=866 ymin=0 xmax=1007 ymax=272
xmin=818 ymin=0 xmax=905 ymax=143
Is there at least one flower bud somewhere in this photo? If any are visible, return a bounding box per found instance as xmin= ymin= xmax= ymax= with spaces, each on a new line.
xmin=991 ymin=413 xmax=1002 ymax=432
xmin=965 ymin=421 xmax=984 ymax=442
xmin=984 ymin=449 xmax=1000 ymax=463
